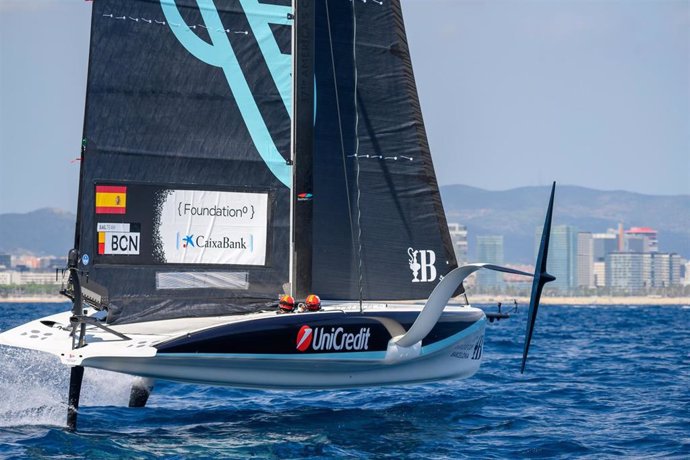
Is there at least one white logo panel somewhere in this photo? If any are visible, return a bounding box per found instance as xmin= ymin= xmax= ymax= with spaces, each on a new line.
xmin=159 ymin=190 xmax=269 ymax=265
xmin=104 ymin=232 xmax=141 ymax=255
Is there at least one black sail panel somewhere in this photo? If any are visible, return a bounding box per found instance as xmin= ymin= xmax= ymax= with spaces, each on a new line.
xmin=292 ymin=0 xmax=316 ymax=299
xmin=78 ymin=0 xmax=293 ymax=323
xmin=311 ymin=0 xmax=457 ymax=300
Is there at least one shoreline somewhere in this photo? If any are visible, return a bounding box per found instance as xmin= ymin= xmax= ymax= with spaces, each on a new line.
xmin=467 ymin=295 xmax=690 ymax=306
xmin=0 ymin=296 xmax=68 ymax=303
xmin=0 ymin=295 xmax=689 ymax=306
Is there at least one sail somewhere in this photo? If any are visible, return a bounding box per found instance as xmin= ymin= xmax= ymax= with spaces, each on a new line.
xmin=307 ymin=0 xmax=457 ymax=300
xmin=76 ymin=0 xmax=294 ymax=323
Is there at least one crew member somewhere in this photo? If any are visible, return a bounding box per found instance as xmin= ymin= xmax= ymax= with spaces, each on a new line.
xmin=305 ymin=294 xmax=321 ymax=312
xmin=278 ymin=294 xmax=295 ymax=313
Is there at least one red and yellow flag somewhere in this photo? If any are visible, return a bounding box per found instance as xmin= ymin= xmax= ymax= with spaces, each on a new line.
xmin=95 ymin=185 xmax=127 ymax=214
xmin=98 ymin=231 xmax=106 ymax=254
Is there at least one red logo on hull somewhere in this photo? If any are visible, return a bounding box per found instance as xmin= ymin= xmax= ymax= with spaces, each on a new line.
xmin=296 ymin=325 xmax=313 ymax=352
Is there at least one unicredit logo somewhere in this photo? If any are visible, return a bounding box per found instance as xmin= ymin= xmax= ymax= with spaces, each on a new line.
xmin=296 ymin=325 xmax=371 ymax=353
xmin=296 ymin=325 xmax=313 ymax=352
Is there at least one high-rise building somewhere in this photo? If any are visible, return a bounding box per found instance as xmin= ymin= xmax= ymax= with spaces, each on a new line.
xmin=577 ymin=232 xmax=594 ymax=288
xmin=591 ymin=233 xmax=618 ymax=285
xmin=537 ymin=225 xmax=577 ymax=292
xmin=625 ymin=235 xmax=647 ymax=253
xmin=447 ymin=223 xmax=468 ymax=265
xmin=606 ymin=252 xmax=682 ymax=292
xmin=476 ymin=235 xmax=504 ymax=289
xmin=606 ymin=252 xmax=645 ymax=293
xmin=593 ymin=233 xmax=618 ymax=262
xmin=626 ymin=227 xmax=658 ymax=253
xmin=593 ymin=261 xmax=606 ymax=287
xmin=651 ymin=253 xmax=682 ymax=287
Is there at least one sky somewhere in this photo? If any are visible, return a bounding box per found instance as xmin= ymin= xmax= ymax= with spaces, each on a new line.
xmin=0 ymin=0 xmax=688 ymax=214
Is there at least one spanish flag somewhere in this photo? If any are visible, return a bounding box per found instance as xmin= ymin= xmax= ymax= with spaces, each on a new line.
xmin=95 ymin=185 xmax=127 ymax=214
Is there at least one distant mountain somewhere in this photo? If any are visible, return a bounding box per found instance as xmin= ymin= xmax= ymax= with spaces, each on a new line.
xmin=440 ymin=184 xmax=690 ymax=263
xmin=0 ymin=208 xmax=75 ymax=256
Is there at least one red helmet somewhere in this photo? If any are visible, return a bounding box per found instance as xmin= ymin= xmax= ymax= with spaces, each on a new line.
xmin=305 ymin=294 xmax=321 ymax=311
xmin=279 ymin=294 xmax=295 ymax=312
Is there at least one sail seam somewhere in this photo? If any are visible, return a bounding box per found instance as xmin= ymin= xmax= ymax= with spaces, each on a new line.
xmin=351 ymin=0 xmax=365 ymax=310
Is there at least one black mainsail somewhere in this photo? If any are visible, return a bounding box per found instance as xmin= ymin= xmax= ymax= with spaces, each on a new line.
xmin=78 ymin=0 xmax=293 ymax=323
xmin=309 ymin=0 xmax=457 ymax=300
xmin=75 ymin=0 xmax=455 ymax=324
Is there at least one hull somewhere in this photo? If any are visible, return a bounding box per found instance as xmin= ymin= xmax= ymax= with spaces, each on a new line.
xmin=0 ymin=303 xmax=486 ymax=389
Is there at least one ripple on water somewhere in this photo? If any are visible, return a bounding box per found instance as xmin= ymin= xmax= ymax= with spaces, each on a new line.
xmin=0 ymin=304 xmax=689 ymax=458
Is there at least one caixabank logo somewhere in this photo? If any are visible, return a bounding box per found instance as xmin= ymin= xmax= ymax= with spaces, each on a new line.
xmin=296 ymin=325 xmax=371 ymax=353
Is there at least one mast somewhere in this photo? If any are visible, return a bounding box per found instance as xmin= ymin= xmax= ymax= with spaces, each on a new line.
xmin=291 ymin=0 xmax=316 ymax=299
xmin=73 ymin=3 xmax=98 ymax=255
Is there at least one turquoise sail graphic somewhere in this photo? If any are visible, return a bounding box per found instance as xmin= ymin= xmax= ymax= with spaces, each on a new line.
xmin=161 ymin=0 xmax=292 ymax=188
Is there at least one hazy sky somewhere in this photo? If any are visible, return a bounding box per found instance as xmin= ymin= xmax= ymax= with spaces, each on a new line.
xmin=0 ymin=0 xmax=688 ymax=214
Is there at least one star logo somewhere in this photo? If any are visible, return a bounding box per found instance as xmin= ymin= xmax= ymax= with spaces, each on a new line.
xmin=183 ymin=235 xmax=195 ymax=248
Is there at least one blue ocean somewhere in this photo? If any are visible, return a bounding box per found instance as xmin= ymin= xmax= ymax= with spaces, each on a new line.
xmin=0 ymin=302 xmax=688 ymax=459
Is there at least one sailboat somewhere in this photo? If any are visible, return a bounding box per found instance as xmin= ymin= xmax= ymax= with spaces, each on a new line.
xmin=0 ymin=0 xmax=555 ymax=430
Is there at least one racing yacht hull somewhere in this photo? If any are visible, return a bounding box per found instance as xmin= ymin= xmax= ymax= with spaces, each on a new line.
xmin=0 ymin=303 xmax=486 ymax=389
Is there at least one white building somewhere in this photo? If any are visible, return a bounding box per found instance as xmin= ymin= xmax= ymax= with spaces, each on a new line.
xmin=606 ymin=252 xmax=682 ymax=292
xmin=0 ymin=271 xmax=61 ymax=286
xmin=577 ymin=232 xmax=594 ymax=288
xmin=593 ymin=261 xmax=606 ymax=287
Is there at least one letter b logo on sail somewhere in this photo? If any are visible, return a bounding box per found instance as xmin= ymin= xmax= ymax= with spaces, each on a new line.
xmin=408 ymin=248 xmax=437 ymax=283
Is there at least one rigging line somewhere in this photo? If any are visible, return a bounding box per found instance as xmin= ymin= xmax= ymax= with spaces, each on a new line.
xmin=351 ymin=0 xmax=365 ymax=312
xmin=325 ymin=0 xmax=359 ymax=303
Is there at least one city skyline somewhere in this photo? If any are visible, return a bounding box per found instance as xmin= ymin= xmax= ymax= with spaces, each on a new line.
xmin=455 ymin=222 xmax=687 ymax=294
xmin=3 ymin=219 xmax=688 ymax=293
xmin=1 ymin=0 xmax=688 ymax=214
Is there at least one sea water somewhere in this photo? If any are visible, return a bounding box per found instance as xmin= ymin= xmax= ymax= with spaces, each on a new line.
xmin=0 ymin=302 xmax=688 ymax=459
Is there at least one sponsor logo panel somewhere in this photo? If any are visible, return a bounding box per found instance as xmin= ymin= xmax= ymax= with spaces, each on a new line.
xmin=296 ymin=325 xmax=371 ymax=353
xmin=92 ymin=185 xmax=270 ymax=267
xmin=159 ymin=190 xmax=268 ymax=265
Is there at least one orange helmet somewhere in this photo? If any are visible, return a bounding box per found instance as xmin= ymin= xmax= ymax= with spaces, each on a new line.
xmin=305 ymin=294 xmax=321 ymax=311
xmin=279 ymin=294 xmax=295 ymax=312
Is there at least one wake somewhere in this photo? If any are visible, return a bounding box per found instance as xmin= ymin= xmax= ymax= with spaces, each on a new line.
xmin=0 ymin=346 xmax=134 ymax=428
